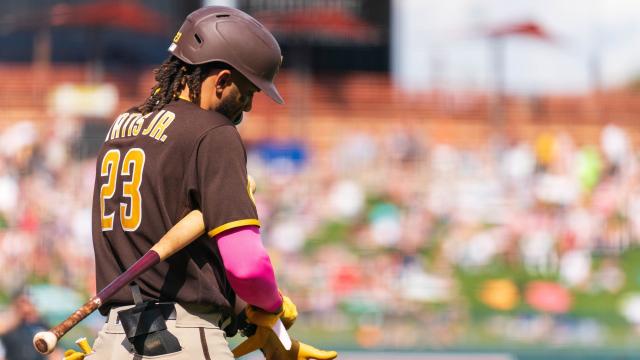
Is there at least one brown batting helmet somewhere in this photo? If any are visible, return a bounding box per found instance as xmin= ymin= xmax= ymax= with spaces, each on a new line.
xmin=169 ymin=6 xmax=284 ymax=104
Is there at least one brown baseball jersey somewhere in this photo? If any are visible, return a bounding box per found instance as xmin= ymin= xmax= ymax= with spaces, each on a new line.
xmin=91 ymin=99 xmax=259 ymax=315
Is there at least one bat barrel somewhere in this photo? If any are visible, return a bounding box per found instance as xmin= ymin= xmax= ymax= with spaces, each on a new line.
xmin=32 ymin=251 xmax=161 ymax=354
xmin=33 ymin=297 xmax=101 ymax=354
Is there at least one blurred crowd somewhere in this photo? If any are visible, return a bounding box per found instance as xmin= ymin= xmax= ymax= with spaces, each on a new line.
xmin=0 ymin=117 xmax=639 ymax=351
xmin=253 ymin=122 xmax=640 ymax=348
xmin=0 ymin=119 xmax=95 ymax=298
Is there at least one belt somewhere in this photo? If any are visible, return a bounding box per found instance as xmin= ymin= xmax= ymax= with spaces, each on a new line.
xmin=110 ymin=302 xmax=232 ymax=331
xmin=155 ymin=303 xmax=177 ymax=321
xmin=108 ymin=303 xmax=177 ymax=323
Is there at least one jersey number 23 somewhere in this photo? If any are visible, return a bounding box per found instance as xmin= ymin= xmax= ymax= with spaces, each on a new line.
xmin=99 ymin=148 xmax=145 ymax=231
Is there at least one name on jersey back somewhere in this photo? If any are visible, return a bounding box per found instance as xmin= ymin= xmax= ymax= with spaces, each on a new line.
xmin=105 ymin=110 xmax=176 ymax=142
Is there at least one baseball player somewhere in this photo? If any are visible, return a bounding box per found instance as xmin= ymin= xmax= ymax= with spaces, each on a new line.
xmin=87 ymin=6 xmax=336 ymax=360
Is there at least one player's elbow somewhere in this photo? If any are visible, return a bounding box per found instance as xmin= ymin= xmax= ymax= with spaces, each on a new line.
xmin=226 ymin=252 xmax=275 ymax=284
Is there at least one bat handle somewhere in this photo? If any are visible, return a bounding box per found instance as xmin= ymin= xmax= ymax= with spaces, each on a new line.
xmin=33 ymin=251 xmax=160 ymax=354
xmin=33 ymin=297 xmax=101 ymax=354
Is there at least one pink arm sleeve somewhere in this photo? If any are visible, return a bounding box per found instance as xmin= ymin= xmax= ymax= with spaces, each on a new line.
xmin=216 ymin=225 xmax=283 ymax=312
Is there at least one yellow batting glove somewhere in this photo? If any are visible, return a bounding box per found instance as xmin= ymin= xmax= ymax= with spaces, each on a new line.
xmin=297 ymin=340 xmax=338 ymax=360
xmin=280 ymin=294 xmax=297 ymax=329
xmin=63 ymin=349 xmax=85 ymax=360
xmin=64 ymin=337 xmax=93 ymax=360
xmin=245 ymin=293 xmax=298 ymax=329
xmin=245 ymin=304 xmax=280 ymax=328
xmin=232 ymin=326 xmax=337 ymax=360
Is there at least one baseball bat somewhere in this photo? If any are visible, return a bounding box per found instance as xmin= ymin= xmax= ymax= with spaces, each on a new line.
xmin=34 ymin=176 xmax=285 ymax=354
xmin=33 ymin=209 xmax=206 ymax=354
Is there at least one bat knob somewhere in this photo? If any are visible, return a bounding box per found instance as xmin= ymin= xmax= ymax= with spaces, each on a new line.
xmin=33 ymin=331 xmax=57 ymax=354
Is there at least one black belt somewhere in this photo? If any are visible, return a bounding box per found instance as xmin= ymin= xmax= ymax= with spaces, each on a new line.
xmin=113 ymin=302 xmax=234 ymax=332
xmin=109 ymin=303 xmax=176 ymax=322
xmin=155 ymin=303 xmax=177 ymax=321
xmin=112 ymin=285 xmax=233 ymax=335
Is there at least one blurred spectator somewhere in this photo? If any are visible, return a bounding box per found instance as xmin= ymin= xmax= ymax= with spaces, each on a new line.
xmin=601 ymin=124 xmax=631 ymax=173
xmin=0 ymin=293 xmax=47 ymax=360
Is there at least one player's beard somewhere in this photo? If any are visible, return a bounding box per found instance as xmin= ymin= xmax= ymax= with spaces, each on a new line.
xmin=215 ymin=88 xmax=245 ymax=125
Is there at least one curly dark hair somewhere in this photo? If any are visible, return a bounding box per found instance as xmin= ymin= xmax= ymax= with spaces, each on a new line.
xmin=138 ymin=56 xmax=228 ymax=114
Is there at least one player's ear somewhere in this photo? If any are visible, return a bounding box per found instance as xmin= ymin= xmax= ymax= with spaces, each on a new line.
xmin=215 ymin=70 xmax=233 ymax=94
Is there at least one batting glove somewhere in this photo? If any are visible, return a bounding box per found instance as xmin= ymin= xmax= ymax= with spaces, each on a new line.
xmin=243 ymin=293 xmax=298 ymax=331
xmin=232 ymin=325 xmax=338 ymax=360
xmin=63 ymin=349 xmax=85 ymax=360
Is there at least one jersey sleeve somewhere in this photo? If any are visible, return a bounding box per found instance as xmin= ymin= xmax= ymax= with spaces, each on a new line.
xmin=195 ymin=126 xmax=259 ymax=238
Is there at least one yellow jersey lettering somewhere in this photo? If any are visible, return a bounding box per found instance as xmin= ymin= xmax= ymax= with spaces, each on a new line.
xmin=100 ymin=149 xmax=120 ymax=230
xmin=149 ymin=111 xmax=175 ymax=142
xmin=106 ymin=110 xmax=175 ymax=142
xmin=120 ymin=113 xmax=138 ymax=138
xmin=141 ymin=110 xmax=165 ymax=136
xmin=119 ymin=148 xmax=145 ymax=231
xmin=126 ymin=113 xmax=140 ymax=137
xmin=132 ymin=113 xmax=151 ymax=137
xmin=109 ymin=113 xmax=129 ymax=141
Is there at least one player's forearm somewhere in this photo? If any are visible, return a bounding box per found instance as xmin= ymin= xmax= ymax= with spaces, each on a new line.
xmin=217 ymin=226 xmax=283 ymax=312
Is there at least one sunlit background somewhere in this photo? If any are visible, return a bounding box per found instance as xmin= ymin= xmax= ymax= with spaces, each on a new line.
xmin=0 ymin=0 xmax=639 ymax=359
